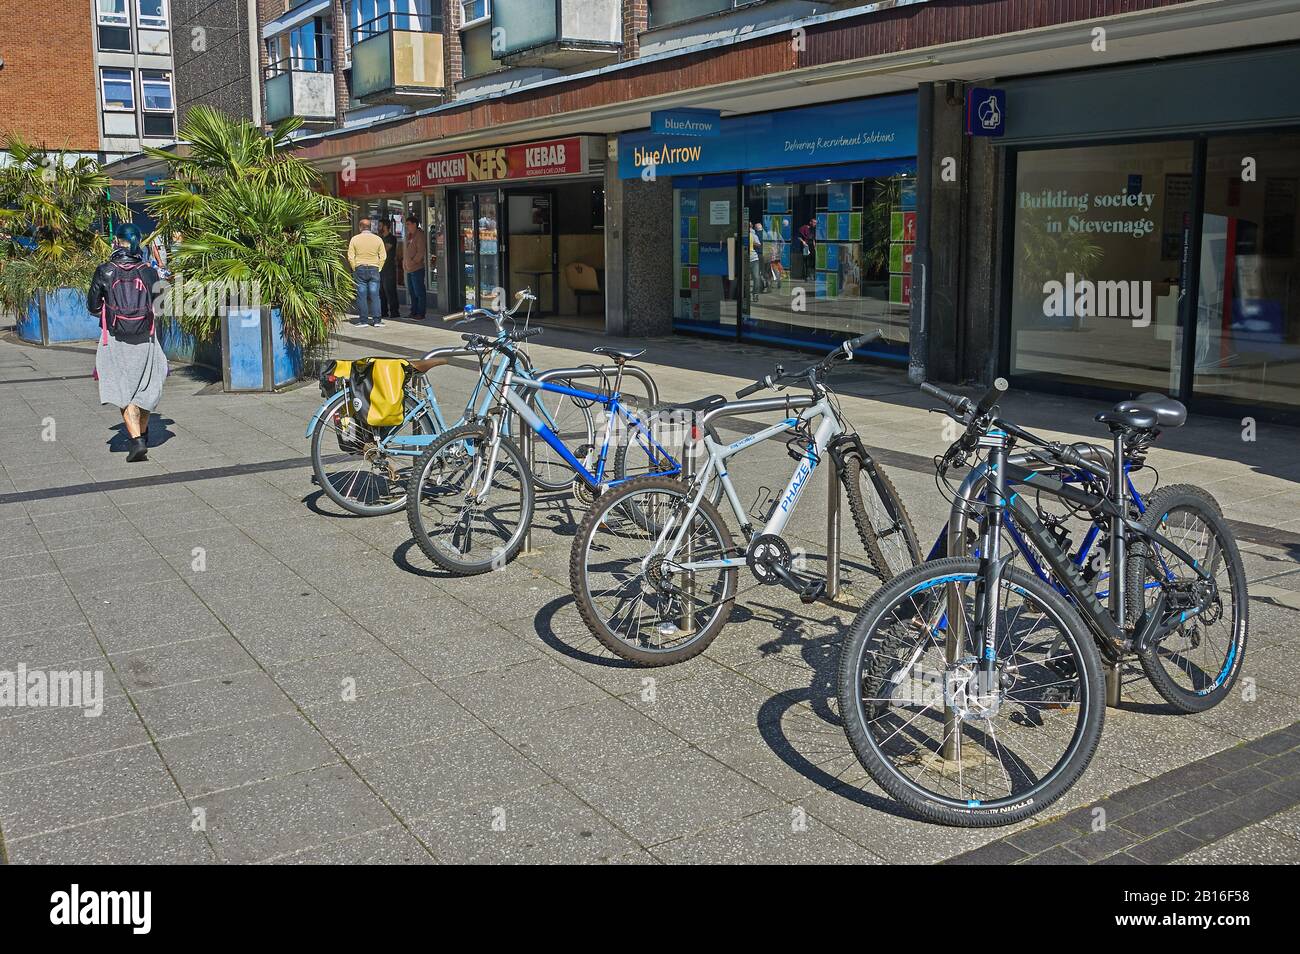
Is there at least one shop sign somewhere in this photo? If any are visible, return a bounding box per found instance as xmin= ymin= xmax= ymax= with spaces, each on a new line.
xmin=619 ymin=93 xmax=917 ymax=179
xmin=651 ymin=108 xmax=722 ymax=138
xmin=339 ymin=137 xmax=586 ymax=197
xmin=965 ymin=87 xmax=1005 ymax=137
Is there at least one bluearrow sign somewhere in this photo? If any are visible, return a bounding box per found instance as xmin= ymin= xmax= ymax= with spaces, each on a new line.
xmin=651 ymin=108 xmax=722 ymax=138
xmin=619 ymin=93 xmax=917 ymax=179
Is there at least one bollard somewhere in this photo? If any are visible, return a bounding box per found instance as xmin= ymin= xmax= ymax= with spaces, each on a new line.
xmin=678 ymin=424 xmax=697 ymax=636
xmin=825 ymin=461 xmax=842 ymax=600
xmin=519 ymin=423 xmax=536 ymax=555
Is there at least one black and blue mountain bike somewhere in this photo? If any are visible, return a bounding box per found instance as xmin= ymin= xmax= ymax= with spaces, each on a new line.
xmin=838 ymin=380 xmax=1248 ymax=825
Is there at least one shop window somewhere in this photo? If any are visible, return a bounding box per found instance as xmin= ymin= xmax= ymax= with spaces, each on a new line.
xmin=1195 ymin=132 xmax=1300 ymax=410
xmin=1008 ymin=140 xmax=1195 ymax=393
xmin=747 ymin=171 xmax=913 ymax=356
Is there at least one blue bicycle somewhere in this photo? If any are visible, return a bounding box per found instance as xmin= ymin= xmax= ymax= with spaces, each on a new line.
xmin=307 ymin=291 xmax=597 ymax=515
xmin=405 ymin=327 xmax=682 ymax=575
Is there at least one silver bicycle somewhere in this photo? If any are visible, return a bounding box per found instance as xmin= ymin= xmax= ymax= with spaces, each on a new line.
xmin=570 ymin=334 xmax=922 ymax=666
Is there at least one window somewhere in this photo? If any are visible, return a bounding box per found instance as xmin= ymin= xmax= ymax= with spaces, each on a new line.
xmin=1008 ymin=140 xmax=1195 ymax=393
xmin=461 ymin=0 xmax=489 ymax=26
xmin=140 ymin=69 xmax=173 ymax=111
xmin=288 ymin=17 xmax=333 ymax=71
xmin=97 ymin=0 xmax=129 ymax=25
xmin=351 ymin=0 xmax=438 ymax=39
xmin=100 ymin=68 xmax=135 ymax=110
xmin=97 ymin=0 xmax=131 ymax=50
xmin=649 ymin=0 xmax=732 ymax=29
xmin=139 ymin=69 xmax=174 ymax=138
xmin=137 ymin=0 xmax=167 ymax=28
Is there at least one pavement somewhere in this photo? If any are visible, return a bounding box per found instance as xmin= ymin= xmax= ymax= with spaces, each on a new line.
xmin=1 ymin=313 xmax=1298 ymax=864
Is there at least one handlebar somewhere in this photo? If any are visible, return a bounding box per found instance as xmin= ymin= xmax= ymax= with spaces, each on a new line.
xmin=920 ymin=377 xmax=1008 ymax=420
xmin=735 ymin=330 xmax=883 ymax=398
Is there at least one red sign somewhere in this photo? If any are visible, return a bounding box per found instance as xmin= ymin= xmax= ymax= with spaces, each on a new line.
xmin=340 ymin=137 xmax=585 ymax=198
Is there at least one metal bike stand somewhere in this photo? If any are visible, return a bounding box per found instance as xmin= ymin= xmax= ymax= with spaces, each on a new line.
xmin=825 ymin=463 xmax=843 ymax=601
xmin=516 ymin=363 xmax=662 ymax=557
xmin=679 ymin=427 xmax=697 ymax=636
xmin=1105 ymin=662 xmax=1122 ymax=708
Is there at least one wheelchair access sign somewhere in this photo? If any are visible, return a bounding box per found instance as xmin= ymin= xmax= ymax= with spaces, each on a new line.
xmin=965 ymin=87 xmax=1005 ymax=137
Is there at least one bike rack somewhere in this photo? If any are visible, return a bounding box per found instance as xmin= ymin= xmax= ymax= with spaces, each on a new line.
xmin=518 ymin=363 xmax=661 ymax=554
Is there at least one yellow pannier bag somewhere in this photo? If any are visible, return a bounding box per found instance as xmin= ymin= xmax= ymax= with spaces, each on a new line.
xmin=349 ymin=357 xmax=411 ymax=427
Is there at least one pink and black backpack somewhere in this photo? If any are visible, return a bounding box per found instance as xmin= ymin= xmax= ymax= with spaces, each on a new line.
xmin=100 ymin=261 xmax=155 ymax=344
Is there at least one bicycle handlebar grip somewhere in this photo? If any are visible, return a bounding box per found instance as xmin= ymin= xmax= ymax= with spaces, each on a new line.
xmin=511 ymin=328 xmax=542 ymax=341
xmin=736 ymin=380 xmax=765 ymax=399
xmin=919 ymin=381 xmax=969 ymax=414
xmin=974 ymin=377 xmax=1010 ymax=417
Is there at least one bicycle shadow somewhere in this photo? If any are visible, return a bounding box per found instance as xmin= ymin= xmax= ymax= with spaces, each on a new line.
xmin=391 ymin=537 xmax=464 ymax=581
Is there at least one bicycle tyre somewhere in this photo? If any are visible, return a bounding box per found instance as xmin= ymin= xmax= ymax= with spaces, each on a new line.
xmin=310 ymin=389 xmax=435 ymax=516
xmin=406 ymin=423 xmax=535 ymax=575
xmin=838 ymin=556 xmax=1105 ymax=826
xmin=570 ymin=475 xmax=737 ymax=666
xmin=840 ymin=453 xmax=922 ymax=581
xmin=1125 ymin=485 xmax=1247 ymax=712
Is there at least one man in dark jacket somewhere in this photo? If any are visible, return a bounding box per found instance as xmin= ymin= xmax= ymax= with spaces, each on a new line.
xmin=378 ymin=219 xmax=400 ymax=320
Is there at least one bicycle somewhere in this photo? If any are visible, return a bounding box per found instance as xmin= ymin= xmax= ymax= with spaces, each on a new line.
xmin=307 ymin=290 xmax=594 ymax=515
xmin=927 ymin=393 xmax=1229 ymax=712
xmin=569 ymin=334 xmax=923 ymax=667
xmin=837 ymin=380 xmax=1247 ymax=825
xmin=405 ymin=329 xmax=682 ymax=575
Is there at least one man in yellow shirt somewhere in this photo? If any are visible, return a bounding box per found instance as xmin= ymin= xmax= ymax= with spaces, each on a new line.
xmin=346 ymin=218 xmax=387 ymax=327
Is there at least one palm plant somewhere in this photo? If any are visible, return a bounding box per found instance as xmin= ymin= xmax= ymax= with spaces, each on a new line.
xmin=145 ymin=107 xmax=353 ymax=346
xmin=0 ymin=135 xmax=128 ymax=317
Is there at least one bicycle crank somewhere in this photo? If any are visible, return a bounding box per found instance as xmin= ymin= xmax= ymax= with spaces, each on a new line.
xmin=746 ymin=534 xmax=825 ymax=604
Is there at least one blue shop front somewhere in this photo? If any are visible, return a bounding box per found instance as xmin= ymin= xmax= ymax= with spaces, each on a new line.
xmin=619 ymin=92 xmax=918 ymax=362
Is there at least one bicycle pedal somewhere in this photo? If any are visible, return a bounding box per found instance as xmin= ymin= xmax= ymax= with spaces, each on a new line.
xmin=798 ymin=580 xmax=825 ymax=604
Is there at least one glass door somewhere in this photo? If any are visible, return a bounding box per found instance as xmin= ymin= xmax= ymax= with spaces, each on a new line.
xmin=504 ymin=191 xmax=557 ymax=314
xmin=455 ymin=191 xmax=502 ymax=310
xmin=673 ymin=177 xmax=740 ymax=338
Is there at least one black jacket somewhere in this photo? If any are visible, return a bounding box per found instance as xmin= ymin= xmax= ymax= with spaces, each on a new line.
xmin=87 ymin=247 xmax=161 ymax=344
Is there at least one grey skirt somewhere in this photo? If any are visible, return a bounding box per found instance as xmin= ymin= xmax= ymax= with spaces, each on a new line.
xmin=96 ymin=335 xmax=168 ymax=411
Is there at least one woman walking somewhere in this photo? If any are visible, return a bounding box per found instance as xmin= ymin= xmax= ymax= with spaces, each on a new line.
xmin=87 ymin=224 xmax=167 ymax=463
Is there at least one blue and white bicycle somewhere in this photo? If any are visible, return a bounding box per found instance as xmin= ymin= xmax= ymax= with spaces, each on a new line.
xmin=405 ymin=324 xmax=683 ymax=575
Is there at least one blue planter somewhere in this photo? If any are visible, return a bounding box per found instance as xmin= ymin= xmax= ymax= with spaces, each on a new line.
xmin=221 ymin=306 xmax=303 ymax=392
xmin=15 ymin=288 xmax=98 ymax=344
xmin=156 ymin=319 xmax=222 ymax=372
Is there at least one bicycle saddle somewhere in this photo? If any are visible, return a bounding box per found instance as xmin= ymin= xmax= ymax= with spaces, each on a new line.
xmin=592 ymin=346 xmax=645 ymax=362
xmin=1095 ymin=393 xmax=1187 ymax=431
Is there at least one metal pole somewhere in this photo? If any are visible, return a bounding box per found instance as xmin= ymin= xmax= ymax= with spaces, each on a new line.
xmin=825 ymin=460 xmax=841 ymax=600
xmin=1105 ymin=661 xmax=1122 ymax=708
xmin=679 ymin=419 xmax=696 ymax=636
xmin=520 ymin=423 xmax=535 ymax=555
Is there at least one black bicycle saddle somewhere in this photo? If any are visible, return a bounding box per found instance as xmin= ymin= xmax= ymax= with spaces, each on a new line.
xmin=1095 ymin=392 xmax=1187 ymax=431
xmin=592 ymin=346 xmax=646 ymax=362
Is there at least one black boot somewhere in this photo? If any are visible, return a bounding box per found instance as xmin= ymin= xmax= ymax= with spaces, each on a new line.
xmin=126 ymin=435 xmax=148 ymax=463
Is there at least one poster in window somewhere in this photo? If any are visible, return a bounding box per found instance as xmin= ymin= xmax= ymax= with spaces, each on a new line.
xmin=1161 ymin=174 xmax=1192 ymax=261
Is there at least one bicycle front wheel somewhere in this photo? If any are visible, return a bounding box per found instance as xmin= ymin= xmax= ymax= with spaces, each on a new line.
xmin=570 ymin=475 xmax=737 ymax=666
xmin=311 ymin=390 xmax=434 ymax=516
xmin=837 ymin=557 xmax=1105 ymax=826
xmin=406 ymin=423 xmax=535 ymax=575
xmin=1126 ymin=484 xmax=1247 ymax=712
xmin=841 ymin=453 xmax=922 ymax=580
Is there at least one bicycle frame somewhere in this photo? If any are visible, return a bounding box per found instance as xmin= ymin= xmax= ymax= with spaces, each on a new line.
xmin=658 ymin=393 xmax=841 ymax=575
xmin=498 ymin=364 xmax=681 ymax=490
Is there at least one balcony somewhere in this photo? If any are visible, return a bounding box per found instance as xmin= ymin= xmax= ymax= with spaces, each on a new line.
xmin=350 ymin=13 xmax=445 ymax=104
xmin=492 ymin=0 xmax=621 ymax=68
xmin=264 ymin=60 xmax=337 ymax=124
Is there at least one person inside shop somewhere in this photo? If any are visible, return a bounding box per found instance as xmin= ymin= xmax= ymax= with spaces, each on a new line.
xmin=403 ymin=214 xmax=427 ymax=321
xmin=378 ymin=219 xmax=400 ymax=321
xmin=748 ymin=219 xmax=768 ymax=298
xmin=798 ymin=217 xmax=817 ymax=280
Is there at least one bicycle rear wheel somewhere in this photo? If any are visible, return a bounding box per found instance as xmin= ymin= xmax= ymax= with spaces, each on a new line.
xmin=310 ymin=390 xmax=434 ymax=516
xmin=838 ymin=557 xmax=1105 ymax=826
xmin=406 ymin=423 xmax=535 ymax=575
xmin=1125 ymin=485 xmax=1247 ymax=712
xmin=570 ymin=476 xmax=737 ymax=666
